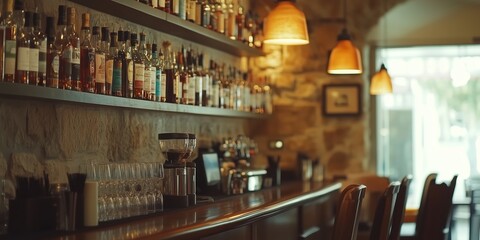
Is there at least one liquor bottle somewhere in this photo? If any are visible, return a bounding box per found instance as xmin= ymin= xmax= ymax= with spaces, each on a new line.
xmin=15 ymin=10 xmax=30 ymax=84
xmin=80 ymin=13 xmax=95 ymax=93
xmin=211 ymin=73 xmax=220 ymax=107
xmin=172 ymin=48 xmax=180 ymax=103
xmin=195 ymin=0 xmax=202 ymax=25
xmin=12 ymin=0 xmax=24 ymax=32
xmin=117 ymin=30 xmax=127 ymax=97
xmin=33 ymin=12 xmax=46 ymax=86
xmin=226 ymin=0 xmax=236 ymax=40
xmin=146 ymin=43 xmax=156 ymax=101
xmin=140 ymin=33 xmax=151 ymax=100
xmin=192 ymin=52 xmax=202 ymax=106
xmin=171 ymin=0 xmax=179 ymax=16
xmin=123 ymin=31 xmax=133 ymax=98
xmin=1 ymin=0 xmax=17 ymax=82
xmin=215 ymin=0 xmax=224 ymax=34
xmin=151 ymin=43 xmax=162 ymax=102
xmin=242 ymin=72 xmax=250 ymax=112
xmin=67 ymin=7 xmax=81 ymax=91
xmin=208 ymin=60 xmax=218 ymax=107
xmin=152 ymin=0 xmax=158 ymax=8
xmin=105 ymin=30 xmax=115 ymax=96
xmin=94 ymin=26 xmax=106 ymax=94
xmin=263 ymin=76 xmax=272 ymax=114
xmin=56 ymin=5 xmax=71 ymax=89
xmin=27 ymin=11 xmax=39 ymax=86
xmin=177 ymin=47 xmax=188 ymax=104
xmin=235 ymin=0 xmax=244 ymax=41
xmin=165 ymin=0 xmax=171 ymax=13
xmin=199 ymin=53 xmax=209 ymax=106
xmin=100 ymin=27 xmax=110 ymax=94
xmin=110 ymin=31 xmax=122 ymax=97
xmin=45 ymin=16 xmax=59 ymax=88
xmin=187 ymin=0 xmax=196 ymax=22
xmin=178 ymin=0 xmax=186 ymax=20
xmin=162 ymin=41 xmax=175 ymax=103
xmin=185 ymin=48 xmax=195 ymax=105
xmin=131 ymin=33 xmax=144 ymax=99
xmin=158 ymin=0 xmax=166 ymax=12
xmin=201 ymin=1 xmax=211 ymax=28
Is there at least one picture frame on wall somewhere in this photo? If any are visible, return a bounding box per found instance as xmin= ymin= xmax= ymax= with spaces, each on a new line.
xmin=322 ymin=84 xmax=361 ymax=116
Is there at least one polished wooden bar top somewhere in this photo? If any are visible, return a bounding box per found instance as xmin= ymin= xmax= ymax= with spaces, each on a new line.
xmin=47 ymin=181 xmax=341 ymax=240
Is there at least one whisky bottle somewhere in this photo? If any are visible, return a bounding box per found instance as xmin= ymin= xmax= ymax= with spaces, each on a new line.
xmin=67 ymin=7 xmax=81 ymax=91
xmin=193 ymin=53 xmax=202 ymax=106
xmin=80 ymin=13 xmax=95 ymax=93
xmin=26 ymin=11 xmax=39 ymax=86
xmin=97 ymin=27 xmax=109 ymax=95
xmin=146 ymin=43 xmax=156 ymax=101
xmin=179 ymin=0 xmax=187 ymax=20
xmin=187 ymin=0 xmax=196 ymax=22
xmin=226 ymin=0 xmax=236 ymax=40
xmin=45 ymin=16 xmax=59 ymax=88
xmin=171 ymin=0 xmax=179 ymax=16
xmin=199 ymin=53 xmax=209 ymax=106
xmin=211 ymin=64 xmax=220 ymax=108
xmin=131 ymin=33 xmax=144 ymax=99
xmin=177 ymin=48 xmax=188 ymax=104
xmin=235 ymin=0 xmax=244 ymax=42
xmin=165 ymin=0 xmax=171 ymax=13
xmin=15 ymin=10 xmax=30 ymax=84
xmin=162 ymin=41 xmax=175 ymax=103
xmin=33 ymin=12 xmax=46 ymax=86
xmin=123 ymin=31 xmax=133 ymax=98
xmin=56 ymin=5 xmax=71 ymax=89
xmin=195 ymin=0 xmax=202 ymax=25
xmin=215 ymin=0 xmax=224 ymax=34
xmin=1 ymin=0 xmax=17 ymax=82
xmin=104 ymin=30 xmax=113 ymax=95
xmin=172 ymin=49 xmax=180 ymax=103
xmin=117 ymin=30 xmax=126 ymax=97
xmin=93 ymin=26 xmax=105 ymax=94
xmin=140 ymin=33 xmax=151 ymax=100
xmin=110 ymin=31 xmax=122 ymax=97
xmin=185 ymin=48 xmax=195 ymax=105
xmin=158 ymin=0 xmax=166 ymax=11
xmin=201 ymin=1 xmax=211 ymax=29
xmin=151 ymin=43 xmax=162 ymax=102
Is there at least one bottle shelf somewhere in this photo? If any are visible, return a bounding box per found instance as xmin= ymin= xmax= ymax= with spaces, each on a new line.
xmin=0 ymin=83 xmax=266 ymax=119
xmin=68 ymin=0 xmax=264 ymax=57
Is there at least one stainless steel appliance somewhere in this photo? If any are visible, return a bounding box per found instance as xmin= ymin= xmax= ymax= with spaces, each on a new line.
xmin=159 ymin=133 xmax=196 ymax=208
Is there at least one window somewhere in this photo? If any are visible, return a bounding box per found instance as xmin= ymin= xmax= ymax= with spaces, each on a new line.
xmin=375 ymin=45 xmax=480 ymax=208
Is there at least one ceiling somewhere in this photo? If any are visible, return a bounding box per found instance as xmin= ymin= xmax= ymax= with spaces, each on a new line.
xmin=366 ymin=0 xmax=480 ymax=46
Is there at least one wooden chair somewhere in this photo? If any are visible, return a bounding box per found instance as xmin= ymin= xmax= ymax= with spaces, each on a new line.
xmin=401 ymin=173 xmax=458 ymax=240
xmin=332 ymin=184 xmax=367 ymax=240
xmin=368 ymin=181 xmax=400 ymax=240
xmin=389 ymin=175 xmax=413 ymax=240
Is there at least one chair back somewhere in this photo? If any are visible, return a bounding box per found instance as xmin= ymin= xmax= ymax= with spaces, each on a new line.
xmin=369 ymin=181 xmax=400 ymax=240
xmin=415 ymin=174 xmax=458 ymax=240
xmin=389 ymin=175 xmax=413 ymax=240
xmin=332 ymin=184 xmax=367 ymax=240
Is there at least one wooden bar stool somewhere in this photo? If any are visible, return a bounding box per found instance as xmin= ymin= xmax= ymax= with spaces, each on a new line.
xmin=369 ymin=181 xmax=400 ymax=240
xmin=389 ymin=175 xmax=413 ymax=240
xmin=332 ymin=184 xmax=367 ymax=240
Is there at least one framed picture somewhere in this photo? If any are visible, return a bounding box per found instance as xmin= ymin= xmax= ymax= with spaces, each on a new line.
xmin=322 ymin=84 xmax=361 ymax=116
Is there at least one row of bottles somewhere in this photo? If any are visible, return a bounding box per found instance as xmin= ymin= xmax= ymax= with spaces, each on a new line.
xmin=137 ymin=0 xmax=264 ymax=49
xmin=0 ymin=1 xmax=272 ymax=114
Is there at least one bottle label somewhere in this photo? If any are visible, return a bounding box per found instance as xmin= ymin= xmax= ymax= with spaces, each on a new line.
xmin=159 ymin=0 xmax=165 ymax=8
xmin=134 ymin=63 xmax=145 ymax=89
xmin=152 ymin=0 xmax=158 ymax=8
xmin=161 ymin=73 xmax=166 ymax=99
xmin=29 ymin=48 xmax=39 ymax=72
xmin=202 ymin=74 xmax=209 ymax=91
xmin=149 ymin=68 xmax=156 ymax=94
xmin=155 ymin=69 xmax=161 ymax=99
xmin=4 ymin=40 xmax=16 ymax=75
xmin=112 ymin=65 xmax=122 ymax=92
xmin=195 ymin=76 xmax=202 ymax=92
xmin=187 ymin=1 xmax=196 ymax=21
xmin=71 ymin=48 xmax=80 ymax=81
xmin=127 ymin=61 xmax=134 ymax=90
xmin=95 ymin=53 xmax=106 ymax=83
xmin=173 ymin=0 xmax=180 ymax=14
xmin=17 ymin=47 xmax=30 ymax=71
xmin=144 ymin=67 xmax=152 ymax=91
xmin=39 ymin=40 xmax=47 ymax=73
xmin=188 ymin=76 xmax=195 ymax=101
xmin=195 ymin=3 xmax=202 ymax=25
xmin=106 ymin=59 xmax=113 ymax=84
xmin=175 ymin=74 xmax=180 ymax=99
xmin=63 ymin=47 xmax=73 ymax=77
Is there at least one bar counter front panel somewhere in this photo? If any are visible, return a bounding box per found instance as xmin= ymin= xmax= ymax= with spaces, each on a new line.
xmin=40 ymin=181 xmax=341 ymax=240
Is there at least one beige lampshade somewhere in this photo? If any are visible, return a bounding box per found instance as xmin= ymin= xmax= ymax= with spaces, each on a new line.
xmin=263 ymin=1 xmax=309 ymax=45
xmin=370 ymin=64 xmax=393 ymax=95
xmin=327 ymin=29 xmax=363 ymax=74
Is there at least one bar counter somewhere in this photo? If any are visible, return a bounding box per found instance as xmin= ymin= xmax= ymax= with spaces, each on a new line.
xmin=14 ymin=181 xmax=341 ymax=240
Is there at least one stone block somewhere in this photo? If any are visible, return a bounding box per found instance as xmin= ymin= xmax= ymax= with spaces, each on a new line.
xmin=11 ymin=153 xmax=44 ymax=178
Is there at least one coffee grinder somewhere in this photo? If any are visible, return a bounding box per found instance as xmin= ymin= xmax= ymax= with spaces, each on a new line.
xmin=158 ymin=133 xmax=192 ymax=208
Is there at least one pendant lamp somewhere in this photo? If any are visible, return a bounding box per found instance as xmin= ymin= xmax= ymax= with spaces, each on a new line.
xmin=263 ymin=0 xmax=309 ymax=45
xmin=370 ymin=64 xmax=392 ymax=94
xmin=327 ymin=0 xmax=363 ymax=74
xmin=370 ymin=0 xmax=393 ymax=94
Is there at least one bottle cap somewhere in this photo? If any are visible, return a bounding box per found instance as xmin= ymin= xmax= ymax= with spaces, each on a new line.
xmin=81 ymin=13 xmax=90 ymax=29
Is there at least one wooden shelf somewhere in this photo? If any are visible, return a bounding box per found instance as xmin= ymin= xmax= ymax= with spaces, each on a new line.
xmin=0 ymin=83 xmax=266 ymax=119
xmin=69 ymin=0 xmax=264 ymax=57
